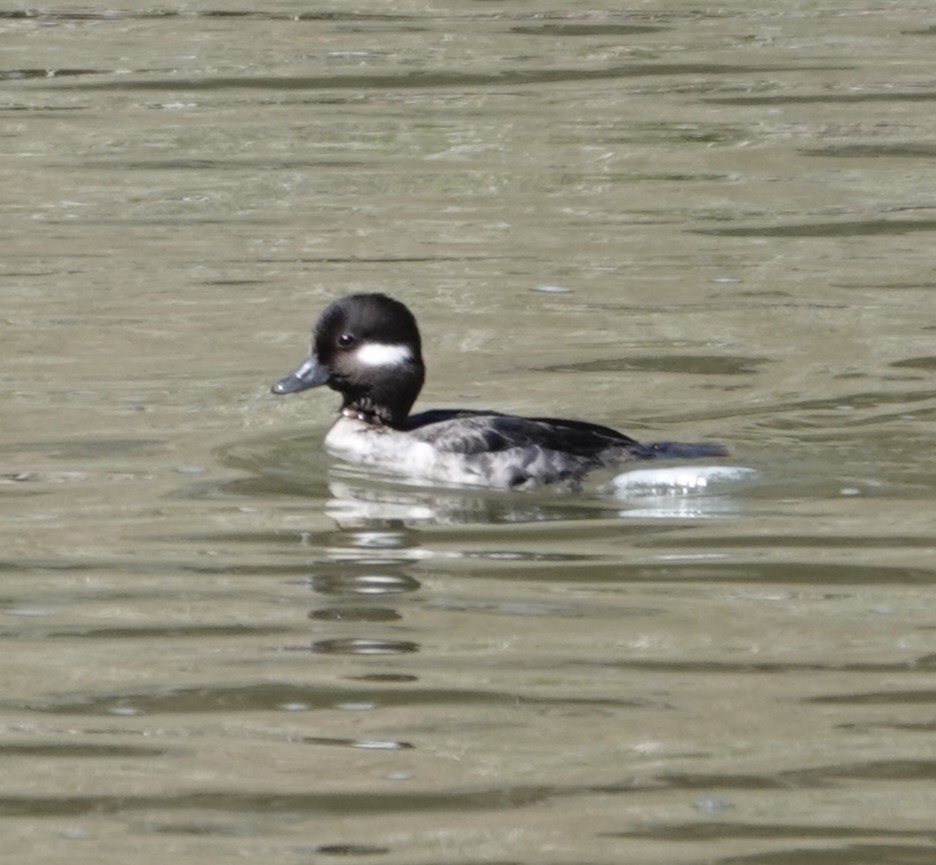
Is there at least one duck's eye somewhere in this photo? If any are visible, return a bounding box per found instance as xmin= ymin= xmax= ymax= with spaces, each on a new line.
xmin=337 ymin=333 xmax=355 ymax=348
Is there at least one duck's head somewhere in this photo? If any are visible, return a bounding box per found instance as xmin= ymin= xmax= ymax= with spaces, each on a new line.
xmin=272 ymin=293 xmax=425 ymax=427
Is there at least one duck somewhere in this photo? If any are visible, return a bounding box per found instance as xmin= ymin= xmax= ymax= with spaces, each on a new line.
xmin=271 ymin=293 xmax=727 ymax=489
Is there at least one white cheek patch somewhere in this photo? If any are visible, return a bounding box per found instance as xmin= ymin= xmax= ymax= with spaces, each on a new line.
xmin=355 ymin=342 xmax=413 ymax=367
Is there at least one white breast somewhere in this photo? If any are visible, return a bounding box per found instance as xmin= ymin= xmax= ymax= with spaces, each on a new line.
xmin=325 ymin=417 xmax=437 ymax=473
xmin=323 ymin=417 xmax=491 ymax=486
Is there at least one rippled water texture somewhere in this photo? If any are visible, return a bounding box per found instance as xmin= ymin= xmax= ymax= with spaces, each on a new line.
xmin=4 ymin=2 xmax=936 ymax=863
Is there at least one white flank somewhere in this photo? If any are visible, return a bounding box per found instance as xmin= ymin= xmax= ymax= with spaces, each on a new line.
xmin=355 ymin=342 xmax=413 ymax=367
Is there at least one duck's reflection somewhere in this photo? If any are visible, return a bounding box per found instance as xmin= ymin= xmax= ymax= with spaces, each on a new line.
xmin=308 ymin=571 xmax=421 ymax=595
xmin=310 ymin=637 xmax=420 ymax=655
xmin=322 ymin=476 xmax=611 ymax=529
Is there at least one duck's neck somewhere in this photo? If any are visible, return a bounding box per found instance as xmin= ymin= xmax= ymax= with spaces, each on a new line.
xmin=340 ymin=398 xmax=406 ymax=429
xmin=340 ymin=406 xmax=383 ymax=425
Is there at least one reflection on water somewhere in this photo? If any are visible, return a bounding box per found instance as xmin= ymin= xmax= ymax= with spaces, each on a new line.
xmin=4 ymin=1 xmax=936 ymax=863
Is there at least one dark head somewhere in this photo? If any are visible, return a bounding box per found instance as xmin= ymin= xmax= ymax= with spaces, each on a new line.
xmin=271 ymin=293 xmax=425 ymax=427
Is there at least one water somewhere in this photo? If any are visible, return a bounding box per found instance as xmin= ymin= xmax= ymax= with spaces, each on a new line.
xmin=4 ymin=2 xmax=936 ymax=862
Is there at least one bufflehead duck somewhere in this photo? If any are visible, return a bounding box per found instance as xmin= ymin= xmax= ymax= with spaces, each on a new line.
xmin=272 ymin=293 xmax=727 ymax=489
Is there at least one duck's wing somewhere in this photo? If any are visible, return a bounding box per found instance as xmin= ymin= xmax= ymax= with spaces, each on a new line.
xmin=404 ymin=410 xmax=650 ymax=459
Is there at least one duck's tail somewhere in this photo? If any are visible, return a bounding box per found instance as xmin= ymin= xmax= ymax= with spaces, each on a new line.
xmin=645 ymin=441 xmax=730 ymax=460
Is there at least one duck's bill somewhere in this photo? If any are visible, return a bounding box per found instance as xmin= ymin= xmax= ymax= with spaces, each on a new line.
xmin=271 ymin=356 xmax=330 ymax=394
